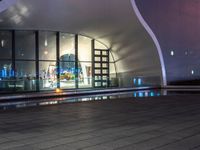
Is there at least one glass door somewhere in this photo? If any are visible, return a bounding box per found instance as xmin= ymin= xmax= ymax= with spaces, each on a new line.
xmin=93 ymin=49 xmax=109 ymax=88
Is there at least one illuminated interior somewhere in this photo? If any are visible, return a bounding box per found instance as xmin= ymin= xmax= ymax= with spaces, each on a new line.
xmin=0 ymin=30 xmax=117 ymax=92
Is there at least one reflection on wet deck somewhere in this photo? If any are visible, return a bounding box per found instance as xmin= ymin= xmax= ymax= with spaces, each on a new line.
xmin=0 ymin=90 xmax=162 ymax=110
xmin=1 ymin=89 xmax=200 ymax=110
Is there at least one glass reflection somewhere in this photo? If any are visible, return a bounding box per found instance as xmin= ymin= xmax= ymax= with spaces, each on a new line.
xmin=0 ymin=61 xmax=14 ymax=91
xmin=133 ymin=77 xmax=143 ymax=87
xmin=78 ymin=62 xmax=92 ymax=88
xmin=60 ymin=61 xmax=75 ymax=89
xmin=15 ymin=61 xmax=36 ymax=91
xmin=0 ymin=31 xmax=12 ymax=59
xmin=60 ymin=33 xmax=75 ymax=57
xmin=39 ymin=32 xmax=56 ymax=60
xmin=39 ymin=61 xmax=57 ymax=90
xmin=0 ymin=90 xmax=163 ymax=110
xmin=133 ymin=90 xmax=161 ymax=98
xmin=16 ymin=31 xmax=35 ymax=60
xmin=78 ymin=36 xmax=91 ymax=61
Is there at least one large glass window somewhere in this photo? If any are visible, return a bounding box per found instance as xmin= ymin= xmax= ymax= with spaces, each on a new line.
xmin=15 ymin=31 xmax=35 ymax=60
xmin=78 ymin=62 xmax=92 ymax=88
xmin=0 ymin=31 xmax=12 ymax=59
xmin=0 ymin=30 xmax=116 ymax=92
xmin=39 ymin=61 xmax=57 ymax=90
xmin=78 ymin=36 xmax=91 ymax=61
xmin=59 ymin=33 xmax=76 ymax=89
xmin=39 ymin=32 xmax=56 ymax=60
xmin=15 ymin=61 xmax=36 ymax=91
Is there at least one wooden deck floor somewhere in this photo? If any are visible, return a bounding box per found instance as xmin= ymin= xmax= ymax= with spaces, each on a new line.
xmin=0 ymin=95 xmax=200 ymax=150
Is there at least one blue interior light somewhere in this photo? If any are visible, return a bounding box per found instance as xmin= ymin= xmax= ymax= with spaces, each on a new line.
xmin=138 ymin=78 xmax=142 ymax=86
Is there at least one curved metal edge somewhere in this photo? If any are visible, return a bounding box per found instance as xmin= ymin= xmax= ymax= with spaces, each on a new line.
xmin=130 ymin=0 xmax=167 ymax=87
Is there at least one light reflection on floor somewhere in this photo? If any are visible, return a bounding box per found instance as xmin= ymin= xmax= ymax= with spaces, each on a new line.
xmin=0 ymin=90 xmax=163 ymax=110
xmin=5 ymin=89 xmax=200 ymax=110
xmin=5 ymin=88 xmax=200 ymax=110
xmin=133 ymin=90 xmax=161 ymax=97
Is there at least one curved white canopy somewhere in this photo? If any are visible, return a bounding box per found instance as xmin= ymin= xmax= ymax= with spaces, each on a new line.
xmin=0 ymin=0 xmax=163 ymax=86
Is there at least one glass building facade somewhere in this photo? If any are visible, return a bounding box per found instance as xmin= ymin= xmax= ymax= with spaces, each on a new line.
xmin=0 ymin=30 xmax=117 ymax=93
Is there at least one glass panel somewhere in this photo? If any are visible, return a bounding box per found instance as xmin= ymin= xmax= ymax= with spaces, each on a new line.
xmin=95 ymin=40 xmax=107 ymax=49
xmin=60 ymin=61 xmax=75 ymax=89
xmin=39 ymin=61 xmax=57 ymax=90
xmin=102 ymin=57 xmax=108 ymax=62
xmin=78 ymin=36 xmax=91 ymax=61
xmin=102 ymin=82 xmax=107 ymax=87
xmin=102 ymin=76 xmax=108 ymax=80
xmin=60 ymin=33 xmax=75 ymax=60
xmin=95 ymin=69 xmax=101 ymax=74
xmin=95 ymin=82 xmax=101 ymax=87
xmin=95 ymin=57 xmax=100 ymax=61
xmin=60 ymin=53 xmax=75 ymax=61
xmin=102 ymin=69 xmax=108 ymax=74
xmin=15 ymin=31 xmax=35 ymax=60
xmin=15 ymin=61 xmax=36 ymax=91
xmin=39 ymin=31 xmax=56 ymax=60
xmin=95 ymin=75 xmax=101 ymax=80
xmin=102 ymin=51 xmax=108 ymax=55
xmin=95 ymin=51 xmax=101 ymax=55
xmin=78 ymin=62 xmax=92 ymax=88
xmin=95 ymin=63 xmax=101 ymax=68
xmin=0 ymin=61 xmax=15 ymax=92
xmin=0 ymin=31 xmax=12 ymax=59
xmin=102 ymin=63 xmax=108 ymax=68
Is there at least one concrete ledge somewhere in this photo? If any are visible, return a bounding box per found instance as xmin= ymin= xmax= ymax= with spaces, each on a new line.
xmin=164 ymin=86 xmax=200 ymax=89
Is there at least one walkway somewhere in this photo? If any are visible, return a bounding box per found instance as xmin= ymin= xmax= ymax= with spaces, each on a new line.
xmin=0 ymin=95 xmax=200 ymax=150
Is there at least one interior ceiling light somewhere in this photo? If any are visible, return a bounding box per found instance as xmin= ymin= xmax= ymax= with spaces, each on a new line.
xmin=44 ymin=39 xmax=48 ymax=47
xmin=1 ymin=40 xmax=4 ymax=47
